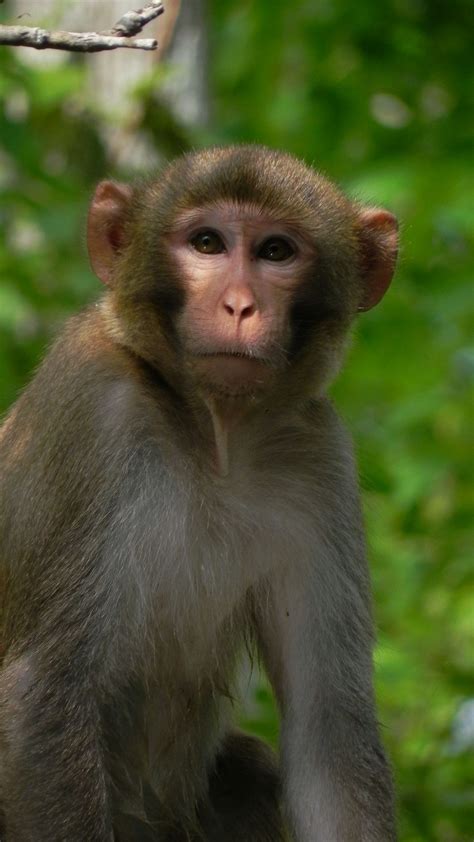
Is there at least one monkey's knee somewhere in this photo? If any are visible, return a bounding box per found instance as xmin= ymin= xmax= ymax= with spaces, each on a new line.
xmin=202 ymin=732 xmax=287 ymax=842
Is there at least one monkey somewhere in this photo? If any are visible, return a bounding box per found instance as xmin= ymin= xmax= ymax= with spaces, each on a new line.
xmin=0 ymin=144 xmax=399 ymax=841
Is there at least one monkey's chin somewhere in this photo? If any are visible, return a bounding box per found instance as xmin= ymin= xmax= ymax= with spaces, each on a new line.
xmin=191 ymin=354 xmax=272 ymax=399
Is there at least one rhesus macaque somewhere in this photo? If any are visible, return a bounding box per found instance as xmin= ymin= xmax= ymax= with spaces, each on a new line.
xmin=0 ymin=145 xmax=399 ymax=842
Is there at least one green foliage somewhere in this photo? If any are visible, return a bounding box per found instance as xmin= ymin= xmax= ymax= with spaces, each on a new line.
xmin=0 ymin=1 xmax=472 ymax=839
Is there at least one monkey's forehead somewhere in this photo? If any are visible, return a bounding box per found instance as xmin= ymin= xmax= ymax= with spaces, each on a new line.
xmin=139 ymin=145 xmax=354 ymax=228
xmin=165 ymin=199 xmax=308 ymax=229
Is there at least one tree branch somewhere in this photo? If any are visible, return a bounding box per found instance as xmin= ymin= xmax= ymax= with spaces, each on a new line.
xmin=0 ymin=1 xmax=164 ymax=52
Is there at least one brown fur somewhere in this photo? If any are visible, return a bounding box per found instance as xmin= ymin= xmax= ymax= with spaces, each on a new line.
xmin=0 ymin=145 xmax=398 ymax=840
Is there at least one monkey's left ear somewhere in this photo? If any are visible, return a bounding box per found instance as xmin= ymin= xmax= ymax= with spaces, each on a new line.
xmin=87 ymin=181 xmax=133 ymax=285
xmin=357 ymin=209 xmax=399 ymax=311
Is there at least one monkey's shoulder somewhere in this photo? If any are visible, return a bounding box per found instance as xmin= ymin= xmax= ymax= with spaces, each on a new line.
xmin=265 ymin=396 xmax=356 ymax=466
xmin=1 ymin=303 xmax=148 ymax=430
xmin=0 ymin=306 xmax=153 ymax=487
xmin=301 ymin=396 xmax=349 ymax=436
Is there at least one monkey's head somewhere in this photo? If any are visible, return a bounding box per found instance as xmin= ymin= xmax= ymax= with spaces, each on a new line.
xmin=88 ymin=146 xmax=398 ymax=408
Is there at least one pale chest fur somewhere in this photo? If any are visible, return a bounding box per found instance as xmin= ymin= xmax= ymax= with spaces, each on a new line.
xmin=105 ymin=430 xmax=330 ymax=812
xmin=105 ymin=415 xmax=331 ymax=681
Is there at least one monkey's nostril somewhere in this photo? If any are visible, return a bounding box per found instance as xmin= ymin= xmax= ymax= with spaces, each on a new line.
xmin=240 ymin=304 xmax=255 ymax=319
xmin=223 ymin=302 xmax=255 ymax=319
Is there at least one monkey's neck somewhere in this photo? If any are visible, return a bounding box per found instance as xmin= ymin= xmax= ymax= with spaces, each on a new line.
xmin=208 ymin=406 xmax=230 ymax=477
xmin=203 ymin=398 xmax=239 ymax=477
xmin=203 ymin=397 xmax=254 ymax=477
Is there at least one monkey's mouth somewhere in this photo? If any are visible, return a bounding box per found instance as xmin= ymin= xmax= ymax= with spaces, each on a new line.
xmin=191 ymin=351 xmax=273 ymax=396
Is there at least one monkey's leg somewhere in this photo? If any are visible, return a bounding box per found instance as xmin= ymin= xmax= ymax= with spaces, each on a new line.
xmin=115 ymin=738 xmax=285 ymax=842
xmin=114 ymin=813 xmax=159 ymax=842
xmin=0 ymin=654 xmax=113 ymax=842
xmin=199 ymin=731 xmax=287 ymax=842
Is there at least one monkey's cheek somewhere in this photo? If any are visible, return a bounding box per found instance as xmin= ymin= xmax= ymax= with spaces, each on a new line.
xmin=191 ymin=356 xmax=272 ymax=396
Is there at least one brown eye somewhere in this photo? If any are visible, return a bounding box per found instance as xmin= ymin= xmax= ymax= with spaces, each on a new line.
xmin=258 ymin=237 xmax=295 ymax=262
xmin=190 ymin=230 xmax=225 ymax=255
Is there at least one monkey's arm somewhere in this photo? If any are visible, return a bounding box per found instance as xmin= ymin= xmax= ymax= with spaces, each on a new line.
xmin=0 ymin=310 xmax=142 ymax=840
xmin=254 ymin=416 xmax=396 ymax=842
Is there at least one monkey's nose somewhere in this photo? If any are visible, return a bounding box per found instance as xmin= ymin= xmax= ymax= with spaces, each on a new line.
xmin=222 ymin=289 xmax=257 ymax=322
xmin=223 ymin=301 xmax=256 ymax=320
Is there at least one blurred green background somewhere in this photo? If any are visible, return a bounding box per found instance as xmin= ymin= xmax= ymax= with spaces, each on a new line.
xmin=0 ymin=1 xmax=472 ymax=840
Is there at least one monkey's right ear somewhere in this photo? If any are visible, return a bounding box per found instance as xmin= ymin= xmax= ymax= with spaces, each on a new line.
xmin=87 ymin=181 xmax=133 ymax=285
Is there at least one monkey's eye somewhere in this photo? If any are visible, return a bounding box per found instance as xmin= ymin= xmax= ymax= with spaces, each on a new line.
xmin=190 ymin=230 xmax=226 ymax=255
xmin=258 ymin=237 xmax=295 ymax=262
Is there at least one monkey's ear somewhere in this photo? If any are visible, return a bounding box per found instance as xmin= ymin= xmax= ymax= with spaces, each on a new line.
xmin=357 ymin=209 xmax=399 ymax=311
xmin=87 ymin=181 xmax=133 ymax=285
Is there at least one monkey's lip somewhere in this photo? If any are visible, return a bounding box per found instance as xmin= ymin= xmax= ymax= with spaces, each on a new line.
xmin=192 ymin=352 xmax=271 ymax=393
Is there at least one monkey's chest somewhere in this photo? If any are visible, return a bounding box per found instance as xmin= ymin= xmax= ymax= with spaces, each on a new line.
xmin=108 ymin=464 xmax=319 ymax=809
xmin=106 ymin=427 xmax=322 ymax=682
xmin=120 ymin=468 xmax=313 ymax=663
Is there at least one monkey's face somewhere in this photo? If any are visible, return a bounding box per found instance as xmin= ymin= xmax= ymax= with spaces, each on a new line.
xmin=167 ymin=202 xmax=317 ymax=399
xmin=87 ymin=146 xmax=398 ymax=405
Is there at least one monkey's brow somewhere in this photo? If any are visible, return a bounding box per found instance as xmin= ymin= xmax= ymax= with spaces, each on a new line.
xmin=170 ymin=201 xmax=287 ymax=229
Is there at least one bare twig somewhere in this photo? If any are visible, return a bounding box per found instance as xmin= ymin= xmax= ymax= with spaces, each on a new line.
xmin=0 ymin=27 xmax=158 ymax=51
xmin=0 ymin=1 xmax=164 ymax=52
